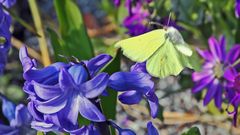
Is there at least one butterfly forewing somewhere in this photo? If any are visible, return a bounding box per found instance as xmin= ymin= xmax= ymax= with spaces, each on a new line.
xmin=115 ymin=29 xmax=166 ymax=62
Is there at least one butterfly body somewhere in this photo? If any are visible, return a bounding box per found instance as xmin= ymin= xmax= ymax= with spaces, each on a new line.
xmin=115 ymin=27 xmax=195 ymax=78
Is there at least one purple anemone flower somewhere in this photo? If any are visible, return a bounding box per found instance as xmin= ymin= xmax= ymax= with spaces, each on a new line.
xmin=147 ymin=121 xmax=159 ymax=135
xmin=19 ymin=46 xmax=112 ymax=132
xmin=192 ymin=35 xmax=240 ymax=109
xmin=109 ymin=62 xmax=159 ymax=118
xmin=0 ymin=5 xmax=11 ymax=74
xmin=123 ymin=0 xmax=150 ymax=36
xmin=0 ymin=95 xmax=36 ymax=135
xmin=235 ymin=0 xmax=240 ymax=18
xmin=224 ymin=68 xmax=240 ymax=126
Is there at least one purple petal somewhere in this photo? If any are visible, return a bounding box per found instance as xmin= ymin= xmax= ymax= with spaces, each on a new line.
xmin=36 ymin=95 xmax=67 ymax=114
xmin=109 ymin=72 xmax=154 ymax=93
xmin=208 ymin=36 xmax=221 ymax=61
xmin=78 ymin=96 xmax=105 ymax=122
xmin=203 ymin=79 xmax=220 ymax=106
xmin=33 ymin=81 xmax=62 ymax=100
xmin=235 ymin=1 xmax=240 ymax=18
xmin=214 ymin=84 xmax=223 ymax=109
xmin=68 ymin=64 xmax=88 ymax=85
xmin=81 ymin=73 xmax=109 ymax=98
xmin=86 ymin=54 xmax=112 ymax=77
xmin=196 ymin=48 xmax=213 ymax=61
xmin=147 ymin=122 xmax=159 ymax=135
xmin=192 ymin=70 xmax=213 ymax=82
xmin=192 ymin=75 xmax=214 ymax=93
xmin=219 ymin=35 xmax=226 ymax=61
xmin=224 ymin=68 xmax=237 ymax=82
xmin=119 ymin=91 xmax=142 ymax=105
xmin=202 ymin=62 xmax=215 ymax=69
xmin=226 ymin=45 xmax=240 ymax=65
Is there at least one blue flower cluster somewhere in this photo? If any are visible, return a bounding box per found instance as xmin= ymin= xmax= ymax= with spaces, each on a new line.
xmin=0 ymin=95 xmax=36 ymax=135
xmin=0 ymin=0 xmax=14 ymax=74
xmin=19 ymin=46 xmax=160 ymax=134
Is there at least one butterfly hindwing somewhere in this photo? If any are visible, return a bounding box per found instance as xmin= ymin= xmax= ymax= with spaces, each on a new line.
xmin=175 ymin=44 xmax=193 ymax=56
xmin=115 ymin=29 xmax=166 ymax=62
xmin=146 ymin=39 xmax=193 ymax=78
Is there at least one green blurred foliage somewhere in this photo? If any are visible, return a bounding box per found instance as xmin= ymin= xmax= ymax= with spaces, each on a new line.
xmin=182 ymin=126 xmax=201 ymax=135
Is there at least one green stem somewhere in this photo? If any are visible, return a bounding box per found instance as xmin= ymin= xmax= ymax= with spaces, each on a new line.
xmin=28 ymin=0 xmax=51 ymax=66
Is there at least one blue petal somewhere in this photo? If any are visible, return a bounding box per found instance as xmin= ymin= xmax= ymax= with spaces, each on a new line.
xmin=58 ymin=94 xmax=80 ymax=126
xmin=0 ymin=124 xmax=18 ymax=135
xmin=109 ymin=72 xmax=154 ymax=93
xmin=68 ymin=64 xmax=88 ymax=85
xmin=11 ymin=104 xmax=32 ymax=127
xmin=147 ymin=122 xmax=159 ymax=135
xmin=19 ymin=46 xmax=35 ymax=73
xmin=24 ymin=62 xmax=67 ymax=84
xmin=59 ymin=68 xmax=76 ymax=91
xmin=27 ymin=102 xmax=43 ymax=121
xmin=1 ymin=0 xmax=16 ymax=8
xmin=146 ymin=91 xmax=159 ymax=118
xmin=118 ymin=91 xmax=142 ymax=105
xmin=130 ymin=62 xmax=148 ymax=73
xmin=119 ymin=129 xmax=136 ymax=135
xmin=78 ymin=96 xmax=105 ymax=122
xmin=81 ymin=73 xmax=109 ymax=98
xmin=31 ymin=121 xmax=59 ymax=132
xmin=86 ymin=54 xmax=112 ymax=77
xmin=0 ymin=96 xmax=16 ymax=122
xmin=33 ymin=81 xmax=62 ymax=100
xmin=36 ymin=95 xmax=67 ymax=114
xmin=66 ymin=125 xmax=88 ymax=135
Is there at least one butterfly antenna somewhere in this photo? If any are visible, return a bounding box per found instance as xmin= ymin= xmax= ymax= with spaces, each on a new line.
xmin=148 ymin=21 xmax=164 ymax=27
xmin=167 ymin=12 xmax=172 ymax=27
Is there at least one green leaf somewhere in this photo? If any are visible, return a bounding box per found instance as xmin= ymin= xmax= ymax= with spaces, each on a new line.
xmin=53 ymin=0 xmax=94 ymax=60
xmin=100 ymin=49 xmax=121 ymax=135
xmin=157 ymin=104 xmax=164 ymax=122
xmin=47 ymin=28 xmax=66 ymax=62
xmin=182 ymin=127 xmax=201 ymax=135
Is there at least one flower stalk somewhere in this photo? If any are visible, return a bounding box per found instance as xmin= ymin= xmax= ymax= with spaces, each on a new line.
xmin=28 ymin=0 xmax=51 ymax=66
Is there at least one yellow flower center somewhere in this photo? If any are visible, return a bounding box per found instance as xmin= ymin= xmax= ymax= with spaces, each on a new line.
xmin=213 ymin=62 xmax=223 ymax=78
